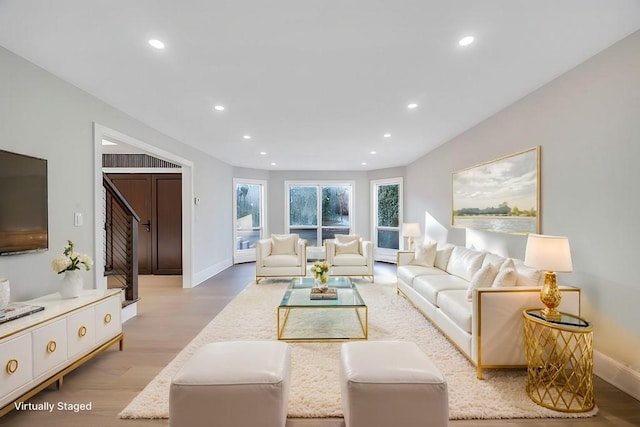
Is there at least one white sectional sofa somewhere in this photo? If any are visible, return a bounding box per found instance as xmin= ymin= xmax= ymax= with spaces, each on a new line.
xmin=396 ymin=243 xmax=581 ymax=379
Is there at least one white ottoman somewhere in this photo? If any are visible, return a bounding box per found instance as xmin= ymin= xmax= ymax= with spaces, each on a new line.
xmin=340 ymin=341 xmax=448 ymax=427
xmin=170 ymin=341 xmax=291 ymax=427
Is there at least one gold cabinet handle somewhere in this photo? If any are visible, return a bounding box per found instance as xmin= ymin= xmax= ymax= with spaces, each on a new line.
xmin=6 ymin=359 xmax=18 ymax=375
xmin=104 ymin=313 xmax=112 ymax=324
xmin=47 ymin=340 xmax=57 ymax=354
xmin=78 ymin=326 xmax=87 ymax=338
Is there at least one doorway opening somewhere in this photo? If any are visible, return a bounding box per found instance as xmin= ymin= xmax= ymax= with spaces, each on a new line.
xmin=93 ymin=123 xmax=194 ymax=290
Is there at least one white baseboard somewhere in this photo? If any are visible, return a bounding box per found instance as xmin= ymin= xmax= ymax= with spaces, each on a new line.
xmin=121 ymin=302 xmax=137 ymax=323
xmin=192 ymin=258 xmax=233 ymax=287
xmin=594 ymin=350 xmax=640 ymax=401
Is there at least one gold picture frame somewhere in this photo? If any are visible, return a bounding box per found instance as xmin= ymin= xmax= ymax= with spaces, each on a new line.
xmin=452 ymin=146 xmax=540 ymax=234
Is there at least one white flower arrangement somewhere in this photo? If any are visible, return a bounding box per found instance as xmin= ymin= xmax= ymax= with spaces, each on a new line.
xmin=51 ymin=240 xmax=93 ymax=274
xmin=310 ymin=261 xmax=329 ymax=283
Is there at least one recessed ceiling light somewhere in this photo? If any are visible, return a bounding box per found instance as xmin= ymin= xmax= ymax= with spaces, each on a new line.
xmin=101 ymin=139 xmax=117 ymax=146
xmin=361 ymin=162 xmax=367 ymax=166
xmin=407 ymin=103 xmax=418 ymax=109
xmin=458 ymin=36 xmax=475 ymax=47
xmin=371 ymin=151 xmax=377 ymax=155
xmin=214 ymin=105 xmax=225 ymax=111
xmin=148 ymin=39 xmax=165 ymax=49
xmin=383 ymin=133 xmax=391 ymax=138
xmin=260 ymin=151 xmax=267 ymax=156
xmin=271 ymin=162 xmax=276 ymax=166
xmin=243 ymin=135 xmax=251 ymax=140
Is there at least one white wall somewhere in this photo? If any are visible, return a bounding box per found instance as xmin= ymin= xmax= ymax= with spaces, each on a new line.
xmin=406 ymin=31 xmax=640 ymax=375
xmin=0 ymin=46 xmax=233 ymax=301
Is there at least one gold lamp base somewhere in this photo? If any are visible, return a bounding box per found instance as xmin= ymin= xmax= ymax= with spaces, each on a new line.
xmin=539 ymin=271 xmax=562 ymax=320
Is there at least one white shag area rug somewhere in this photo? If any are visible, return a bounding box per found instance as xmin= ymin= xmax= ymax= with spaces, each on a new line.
xmin=120 ymin=278 xmax=597 ymax=420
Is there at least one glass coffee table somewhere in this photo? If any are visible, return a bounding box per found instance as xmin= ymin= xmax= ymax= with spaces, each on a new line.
xmin=277 ymin=277 xmax=368 ymax=342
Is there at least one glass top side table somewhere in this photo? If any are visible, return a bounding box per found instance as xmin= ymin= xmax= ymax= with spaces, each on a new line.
xmin=522 ymin=309 xmax=594 ymax=413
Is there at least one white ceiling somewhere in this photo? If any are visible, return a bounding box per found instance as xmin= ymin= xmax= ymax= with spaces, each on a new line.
xmin=1 ymin=1 xmax=639 ymax=170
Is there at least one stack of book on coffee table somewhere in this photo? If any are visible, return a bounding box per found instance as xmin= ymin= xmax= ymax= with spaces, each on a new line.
xmin=310 ymin=287 xmax=337 ymax=300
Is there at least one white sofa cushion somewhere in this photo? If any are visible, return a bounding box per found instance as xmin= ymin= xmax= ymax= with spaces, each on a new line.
xmin=410 ymin=241 xmax=437 ymax=267
xmin=271 ymin=234 xmax=298 ymax=255
xmin=335 ymin=240 xmax=360 ymax=255
xmin=446 ymin=247 xmax=485 ymax=281
xmin=333 ymin=254 xmax=367 ymax=266
xmin=466 ymin=263 xmax=499 ymax=300
xmin=263 ymin=254 xmax=300 ymax=267
xmin=397 ymin=265 xmax=447 ymax=287
xmin=434 ymin=244 xmax=455 ymax=271
xmin=437 ymin=290 xmax=472 ymax=333
xmin=413 ymin=274 xmax=468 ymax=307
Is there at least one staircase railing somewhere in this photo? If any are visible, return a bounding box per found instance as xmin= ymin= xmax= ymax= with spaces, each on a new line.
xmin=103 ymin=174 xmax=139 ymax=303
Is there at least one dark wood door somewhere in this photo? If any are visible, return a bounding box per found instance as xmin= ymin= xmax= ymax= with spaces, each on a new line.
xmin=108 ymin=173 xmax=182 ymax=275
xmin=153 ymin=174 xmax=182 ymax=274
xmin=107 ymin=174 xmax=153 ymax=274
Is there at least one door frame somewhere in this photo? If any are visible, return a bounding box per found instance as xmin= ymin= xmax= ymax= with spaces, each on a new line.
xmin=232 ymin=178 xmax=267 ymax=264
xmin=93 ymin=123 xmax=195 ymax=288
xmin=371 ymin=177 xmax=404 ymax=263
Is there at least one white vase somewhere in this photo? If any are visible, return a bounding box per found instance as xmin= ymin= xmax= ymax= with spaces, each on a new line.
xmin=60 ymin=270 xmax=83 ymax=298
xmin=0 ymin=278 xmax=10 ymax=310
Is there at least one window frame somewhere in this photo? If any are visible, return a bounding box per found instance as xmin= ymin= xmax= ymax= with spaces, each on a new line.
xmin=285 ymin=180 xmax=355 ymax=247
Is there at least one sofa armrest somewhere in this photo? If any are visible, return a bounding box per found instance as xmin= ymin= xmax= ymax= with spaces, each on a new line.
xmin=361 ymin=241 xmax=373 ymax=266
xmin=296 ymin=239 xmax=307 ymax=264
xmin=472 ymin=285 xmax=581 ymax=377
xmin=397 ymin=251 xmax=415 ymax=266
xmin=325 ymin=239 xmax=336 ymax=265
xmin=256 ymin=239 xmax=272 ymax=264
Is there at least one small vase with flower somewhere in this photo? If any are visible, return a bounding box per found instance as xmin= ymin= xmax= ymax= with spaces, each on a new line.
xmin=51 ymin=240 xmax=93 ymax=298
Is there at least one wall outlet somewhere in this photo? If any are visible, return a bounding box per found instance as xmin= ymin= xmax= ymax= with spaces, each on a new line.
xmin=194 ymin=197 xmax=201 ymax=206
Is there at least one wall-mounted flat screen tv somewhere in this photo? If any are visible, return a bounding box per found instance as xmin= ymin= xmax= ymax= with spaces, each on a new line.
xmin=0 ymin=149 xmax=48 ymax=255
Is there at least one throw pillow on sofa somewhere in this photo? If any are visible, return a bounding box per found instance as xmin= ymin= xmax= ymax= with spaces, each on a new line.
xmin=492 ymin=268 xmax=518 ymax=287
xmin=410 ymin=241 xmax=437 ymax=267
xmin=434 ymin=244 xmax=455 ymax=270
xmin=466 ymin=263 xmax=499 ymax=300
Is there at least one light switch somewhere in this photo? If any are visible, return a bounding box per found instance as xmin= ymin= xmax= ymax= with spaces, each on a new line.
xmin=74 ymin=212 xmax=83 ymax=227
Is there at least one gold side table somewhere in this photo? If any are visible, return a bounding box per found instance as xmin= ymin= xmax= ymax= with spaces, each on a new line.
xmin=522 ymin=309 xmax=594 ymax=412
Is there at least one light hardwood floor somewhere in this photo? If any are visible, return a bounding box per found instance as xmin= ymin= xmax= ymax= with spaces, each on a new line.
xmin=1 ymin=263 xmax=638 ymax=427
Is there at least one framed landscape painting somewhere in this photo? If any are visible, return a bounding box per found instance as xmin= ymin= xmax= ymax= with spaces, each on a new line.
xmin=452 ymin=146 xmax=540 ymax=234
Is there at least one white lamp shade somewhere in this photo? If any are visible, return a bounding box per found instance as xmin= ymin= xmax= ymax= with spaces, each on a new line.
xmin=402 ymin=223 xmax=421 ymax=238
xmin=524 ymin=233 xmax=573 ymax=272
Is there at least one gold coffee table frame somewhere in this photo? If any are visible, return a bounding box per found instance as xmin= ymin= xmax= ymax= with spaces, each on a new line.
xmin=523 ymin=309 xmax=594 ymax=412
xmin=277 ymin=277 xmax=368 ymax=342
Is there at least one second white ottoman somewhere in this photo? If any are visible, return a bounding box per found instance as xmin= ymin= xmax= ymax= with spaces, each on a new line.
xmin=340 ymin=340 xmax=448 ymax=427
xmin=170 ymin=341 xmax=291 ymax=427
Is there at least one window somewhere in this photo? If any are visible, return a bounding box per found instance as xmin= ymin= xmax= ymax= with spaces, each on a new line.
xmin=233 ymin=179 xmax=266 ymax=263
xmin=286 ymin=182 xmax=353 ymax=246
xmin=372 ymin=178 xmax=403 ymax=262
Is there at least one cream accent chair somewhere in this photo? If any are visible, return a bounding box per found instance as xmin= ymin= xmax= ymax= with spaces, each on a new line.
xmin=256 ymin=234 xmax=307 ymax=283
xmin=325 ymin=235 xmax=374 ymax=282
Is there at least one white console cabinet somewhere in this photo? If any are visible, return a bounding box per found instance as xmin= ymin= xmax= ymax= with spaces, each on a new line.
xmin=0 ymin=289 xmax=123 ymax=416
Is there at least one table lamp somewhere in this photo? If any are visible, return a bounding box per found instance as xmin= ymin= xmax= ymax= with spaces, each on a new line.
xmin=402 ymin=223 xmax=421 ymax=251
xmin=524 ymin=233 xmax=573 ymax=319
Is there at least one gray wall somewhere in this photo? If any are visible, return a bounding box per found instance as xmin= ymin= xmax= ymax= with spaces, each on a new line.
xmin=0 ymin=46 xmax=233 ymax=301
xmin=406 ymin=31 xmax=640 ymax=371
